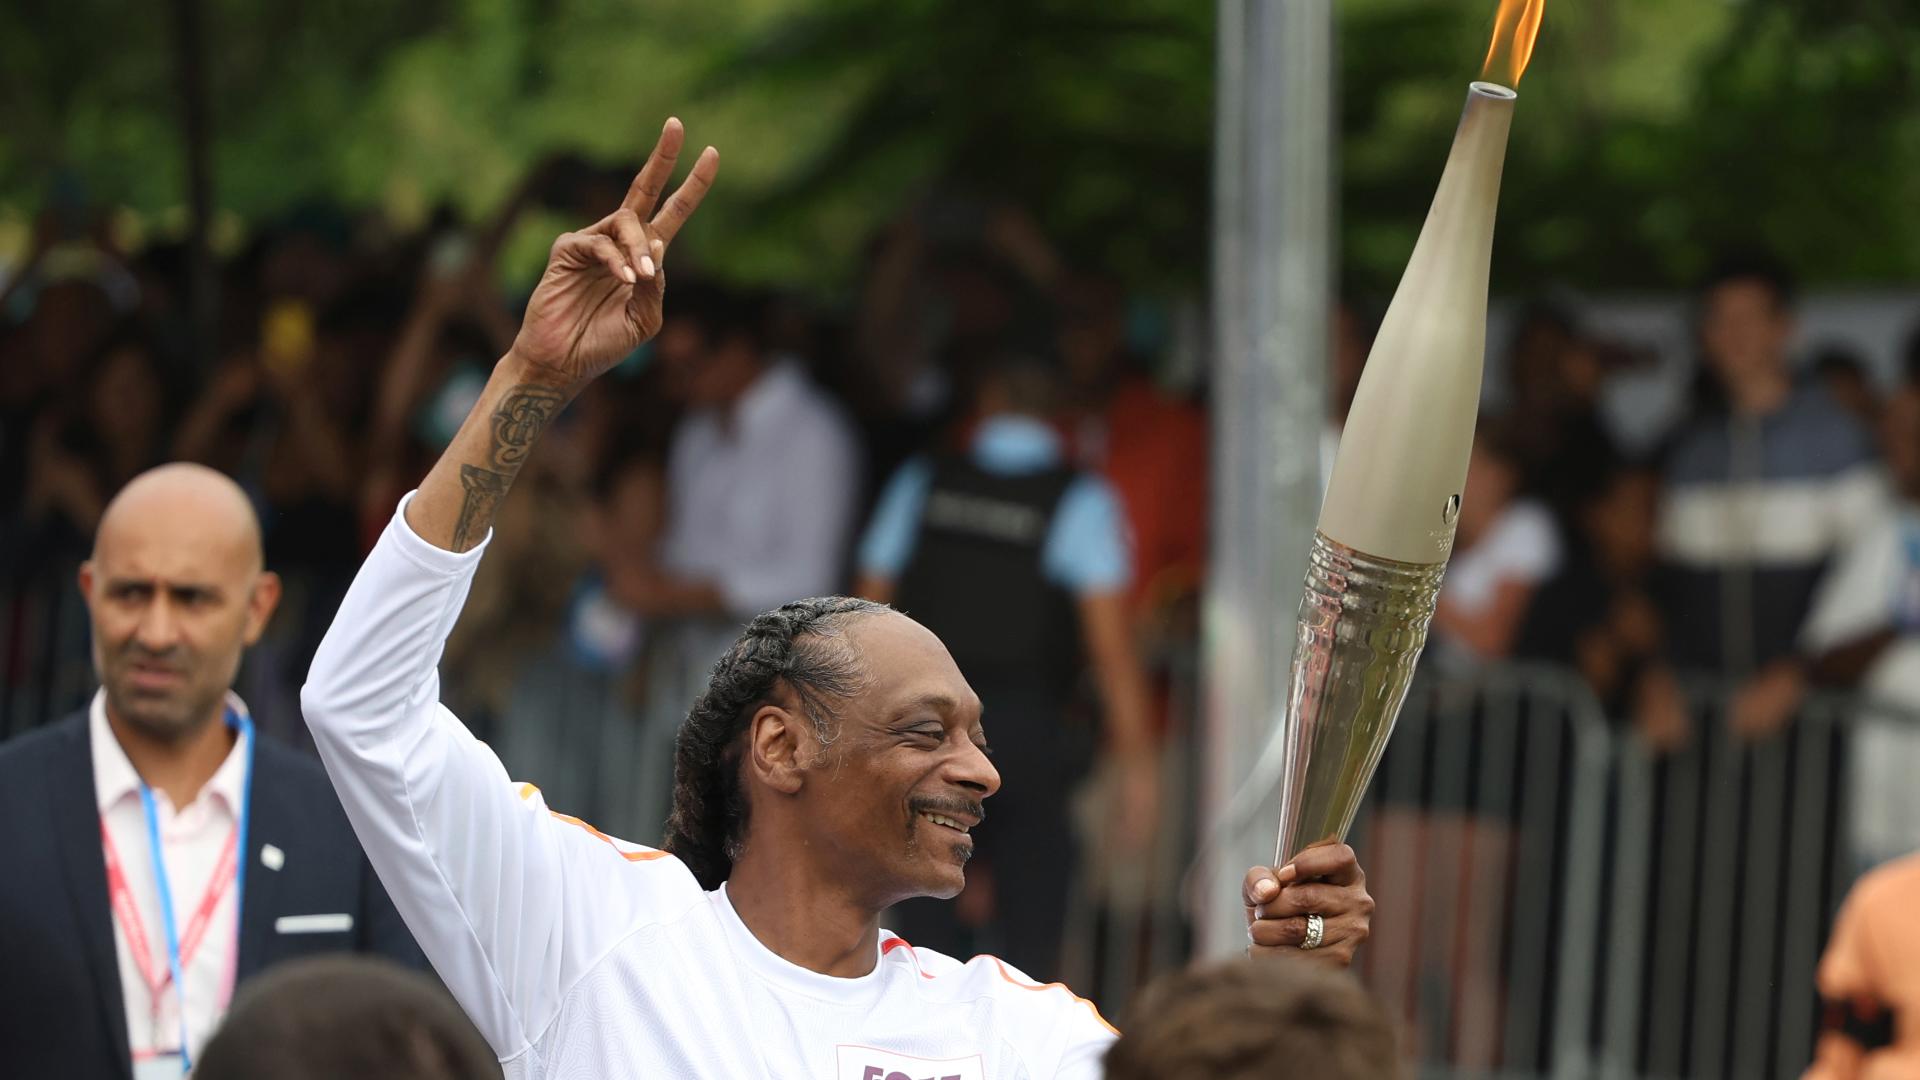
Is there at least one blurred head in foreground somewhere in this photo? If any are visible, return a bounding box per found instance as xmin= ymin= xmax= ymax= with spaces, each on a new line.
xmin=1104 ymin=958 xmax=1402 ymax=1080
xmin=193 ymin=955 xmax=501 ymax=1080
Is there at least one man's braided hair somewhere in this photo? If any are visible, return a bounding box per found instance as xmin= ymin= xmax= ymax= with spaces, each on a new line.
xmin=662 ymin=596 xmax=890 ymax=889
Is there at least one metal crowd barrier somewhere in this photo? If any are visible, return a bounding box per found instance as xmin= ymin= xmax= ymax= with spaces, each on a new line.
xmin=1348 ymin=663 xmax=1613 ymax=1079
xmin=7 ymin=568 xmax=1913 ymax=1080
xmin=1060 ymin=636 xmax=1207 ymax=1016
xmin=1593 ymin=687 xmax=1920 ymax=1080
xmin=1345 ymin=664 xmax=1919 ymax=1080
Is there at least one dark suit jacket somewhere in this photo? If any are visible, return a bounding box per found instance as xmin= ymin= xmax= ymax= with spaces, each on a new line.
xmin=0 ymin=708 xmax=425 ymax=1080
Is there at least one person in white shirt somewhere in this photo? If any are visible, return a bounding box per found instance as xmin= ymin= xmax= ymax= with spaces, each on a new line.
xmin=614 ymin=278 xmax=861 ymax=672
xmin=91 ymin=470 xmax=282 ymax=1074
xmin=302 ymin=118 xmax=1375 ymax=1079
xmin=1369 ymin=425 xmax=1559 ymax=1068
xmin=1755 ymin=384 xmax=1920 ymax=870
xmin=1431 ymin=426 xmax=1563 ymax=669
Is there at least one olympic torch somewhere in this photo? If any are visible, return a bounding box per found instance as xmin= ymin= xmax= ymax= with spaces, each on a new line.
xmin=1273 ymin=1 xmax=1545 ymax=865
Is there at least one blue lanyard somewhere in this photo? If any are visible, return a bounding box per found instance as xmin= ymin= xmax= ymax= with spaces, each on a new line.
xmin=136 ymin=705 xmax=255 ymax=1073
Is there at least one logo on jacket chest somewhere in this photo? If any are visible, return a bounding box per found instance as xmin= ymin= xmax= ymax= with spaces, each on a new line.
xmin=836 ymin=1045 xmax=985 ymax=1080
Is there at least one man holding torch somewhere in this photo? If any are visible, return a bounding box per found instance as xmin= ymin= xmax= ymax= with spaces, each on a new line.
xmin=301 ymin=118 xmax=1371 ymax=1079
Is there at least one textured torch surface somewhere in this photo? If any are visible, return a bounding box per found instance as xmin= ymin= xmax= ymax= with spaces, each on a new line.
xmin=1275 ymin=531 xmax=1446 ymax=865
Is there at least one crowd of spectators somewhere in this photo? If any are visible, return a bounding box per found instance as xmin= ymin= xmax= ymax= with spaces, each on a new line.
xmin=0 ymin=169 xmax=1213 ymax=984
xmin=5 ymin=167 xmax=1920 ymax=995
xmin=1425 ymin=259 xmax=1920 ymax=770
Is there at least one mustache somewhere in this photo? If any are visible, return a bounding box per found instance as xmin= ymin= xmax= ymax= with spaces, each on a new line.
xmin=118 ymin=643 xmax=187 ymax=670
xmin=908 ymin=794 xmax=986 ymax=825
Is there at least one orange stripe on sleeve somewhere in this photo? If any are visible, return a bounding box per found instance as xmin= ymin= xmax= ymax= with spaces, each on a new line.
xmin=987 ymin=956 xmax=1119 ymax=1036
xmin=517 ymin=780 xmax=669 ymax=863
xmin=548 ymin=810 xmax=671 ymax=862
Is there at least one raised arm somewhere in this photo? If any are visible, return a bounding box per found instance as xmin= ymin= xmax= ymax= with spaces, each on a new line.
xmin=411 ymin=121 xmax=718 ymax=552
xmin=302 ymin=119 xmax=717 ymax=1064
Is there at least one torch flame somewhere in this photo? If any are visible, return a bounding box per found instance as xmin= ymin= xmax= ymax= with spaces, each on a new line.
xmin=1481 ymin=0 xmax=1546 ymax=88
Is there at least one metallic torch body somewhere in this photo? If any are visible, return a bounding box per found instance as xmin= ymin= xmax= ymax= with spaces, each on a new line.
xmin=1275 ymin=536 xmax=1447 ymax=864
xmin=1273 ymin=82 xmax=1517 ymax=864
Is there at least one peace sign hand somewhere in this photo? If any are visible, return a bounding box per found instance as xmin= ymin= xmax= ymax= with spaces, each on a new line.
xmin=509 ymin=118 xmax=718 ymax=389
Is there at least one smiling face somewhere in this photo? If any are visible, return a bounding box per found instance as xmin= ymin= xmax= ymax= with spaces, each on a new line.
xmin=783 ymin=612 xmax=1001 ymax=907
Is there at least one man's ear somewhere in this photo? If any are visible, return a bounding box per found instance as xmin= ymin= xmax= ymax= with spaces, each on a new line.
xmin=747 ymin=703 xmax=808 ymax=796
xmin=242 ymin=571 xmax=283 ymax=645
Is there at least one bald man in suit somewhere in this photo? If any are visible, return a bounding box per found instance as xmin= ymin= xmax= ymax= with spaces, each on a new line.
xmin=0 ymin=463 xmax=421 ymax=1080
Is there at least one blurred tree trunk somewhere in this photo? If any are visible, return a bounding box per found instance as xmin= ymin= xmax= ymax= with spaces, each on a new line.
xmin=170 ymin=0 xmax=217 ymax=369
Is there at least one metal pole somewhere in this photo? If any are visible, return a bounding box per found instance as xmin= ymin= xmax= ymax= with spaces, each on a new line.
xmin=1199 ymin=0 xmax=1333 ymax=956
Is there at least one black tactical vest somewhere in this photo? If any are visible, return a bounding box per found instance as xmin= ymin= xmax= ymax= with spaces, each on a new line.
xmin=893 ymin=455 xmax=1084 ymax=707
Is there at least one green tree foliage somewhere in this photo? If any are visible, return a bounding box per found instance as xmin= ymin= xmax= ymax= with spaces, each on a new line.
xmin=696 ymin=0 xmax=1213 ymax=286
xmin=2 ymin=0 xmax=1915 ymax=290
xmin=711 ymin=0 xmax=1920 ymax=291
xmin=0 ymin=0 xmax=450 ymax=215
xmin=1342 ymin=0 xmax=1920 ymax=291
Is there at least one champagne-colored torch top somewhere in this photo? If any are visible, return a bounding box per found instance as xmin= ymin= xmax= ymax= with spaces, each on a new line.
xmin=1316 ymin=82 xmax=1515 ymax=566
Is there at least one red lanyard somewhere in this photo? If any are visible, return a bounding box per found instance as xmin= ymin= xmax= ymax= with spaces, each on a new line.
xmin=100 ymin=816 xmax=239 ymax=1021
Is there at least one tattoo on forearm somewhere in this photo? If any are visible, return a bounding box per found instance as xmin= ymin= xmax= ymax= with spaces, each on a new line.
xmin=451 ymin=465 xmax=511 ymax=551
xmin=490 ymin=386 xmax=564 ymax=468
xmin=449 ymin=384 xmax=565 ymax=550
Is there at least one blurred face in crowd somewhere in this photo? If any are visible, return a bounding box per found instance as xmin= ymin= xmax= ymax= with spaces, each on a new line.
xmin=315 ymin=321 xmax=389 ymax=422
xmin=1881 ymin=388 xmax=1920 ymax=501
xmin=765 ymin=612 xmax=999 ymax=906
xmin=1556 ymin=339 xmax=1607 ymax=405
xmin=1820 ymin=360 xmax=1878 ymax=428
xmin=1056 ymin=277 xmax=1126 ymax=391
xmin=78 ymin=465 xmax=281 ymax=741
xmin=588 ymin=457 xmax=665 ymax=566
xmin=938 ymin=260 xmax=1018 ymax=342
xmin=1700 ymin=277 xmax=1794 ymax=393
xmin=657 ymin=318 xmax=759 ymax=410
xmin=91 ymin=342 xmax=166 ymax=464
xmin=1508 ymin=311 xmax=1614 ymax=413
xmin=974 ymin=359 xmax=1059 ymax=421
xmin=261 ymin=233 xmax=349 ymax=309
xmin=26 ymin=281 xmax=114 ymax=387
xmin=656 ymin=318 xmax=710 ymax=401
xmin=1507 ymin=311 xmax=1576 ymax=408
xmin=1583 ymin=471 xmax=1659 ymax=578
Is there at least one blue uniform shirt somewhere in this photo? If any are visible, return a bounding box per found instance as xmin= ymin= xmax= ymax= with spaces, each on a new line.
xmin=858 ymin=415 xmax=1133 ymax=595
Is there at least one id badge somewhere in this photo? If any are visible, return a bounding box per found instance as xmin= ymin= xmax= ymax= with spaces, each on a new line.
xmin=132 ymin=1054 xmax=187 ymax=1080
